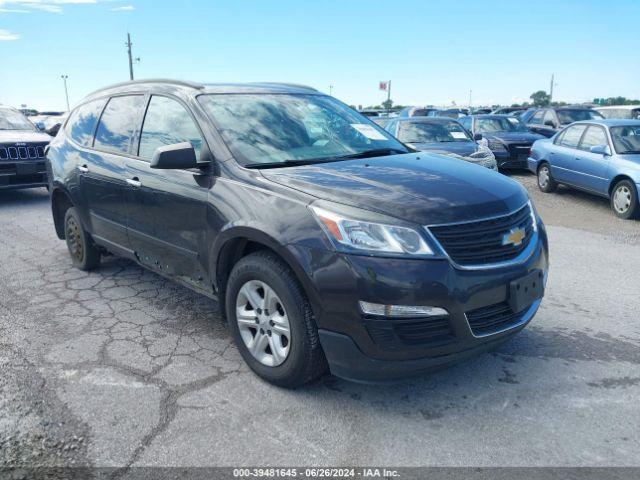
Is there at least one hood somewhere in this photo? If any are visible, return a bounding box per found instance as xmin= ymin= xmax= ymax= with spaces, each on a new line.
xmin=0 ymin=130 xmax=51 ymax=144
xmin=483 ymin=131 xmax=545 ymax=144
xmin=261 ymin=152 xmax=528 ymax=225
xmin=408 ymin=141 xmax=478 ymax=157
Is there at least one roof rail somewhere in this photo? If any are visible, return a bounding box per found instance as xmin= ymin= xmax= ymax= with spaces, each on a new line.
xmin=248 ymin=82 xmax=318 ymax=92
xmin=87 ymin=78 xmax=205 ymax=97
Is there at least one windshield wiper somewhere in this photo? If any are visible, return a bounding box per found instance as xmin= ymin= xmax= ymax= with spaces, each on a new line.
xmin=245 ymin=148 xmax=408 ymax=169
xmin=332 ymin=148 xmax=408 ymax=160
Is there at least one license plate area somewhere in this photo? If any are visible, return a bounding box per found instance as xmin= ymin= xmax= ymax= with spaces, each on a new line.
xmin=509 ymin=269 xmax=544 ymax=313
xmin=16 ymin=163 xmax=37 ymax=175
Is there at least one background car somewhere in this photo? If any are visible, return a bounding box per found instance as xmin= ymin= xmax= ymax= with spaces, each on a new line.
xmin=528 ymin=119 xmax=640 ymax=219
xmin=385 ymin=117 xmax=497 ymax=169
xmin=594 ymin=105 xmax=640 ymax=120
xmin=524 ymin=106 xmax=604 ymax=137
xmin=371 ymin=116 xmax=392 ymax=128
xmin=397 ymin=106 xmax=438 ymax=117
xmin=427 ymin=108 xmax=468 ymax=119
xmin=459 ymin=114 xmax=544 ymax=169
xmin=0 ymin=106 xmax=50 ymax=190
xmin=492 ymin=106 xmax=529 ymax=115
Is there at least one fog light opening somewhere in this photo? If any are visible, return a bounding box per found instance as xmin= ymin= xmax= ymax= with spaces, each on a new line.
xmin=359 ymin=301 xmax=448 ymax=318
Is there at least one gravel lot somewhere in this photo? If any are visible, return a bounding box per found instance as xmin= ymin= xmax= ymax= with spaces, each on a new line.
xmin=1 ymin=171 xmax=639 ymax=474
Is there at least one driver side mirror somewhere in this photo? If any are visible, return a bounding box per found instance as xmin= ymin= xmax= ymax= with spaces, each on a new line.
xmin=544 ymin=119 xmax=555 ymax=127
xmin=589 ymin=144 xmax=612 ymax=156
xmin=151 ymin=142 xmax=198 ymax=169
xmin=473 ymin=133 xmax=483 ymax=141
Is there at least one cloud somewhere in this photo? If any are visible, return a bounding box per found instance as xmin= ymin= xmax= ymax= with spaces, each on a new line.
xmin=110 ymin=4 xmax=133 ymax=11
xmin=0 ymin=28 xmax=19 ymax=40
xmin=0 ymin=0 xmax=102 ymax=14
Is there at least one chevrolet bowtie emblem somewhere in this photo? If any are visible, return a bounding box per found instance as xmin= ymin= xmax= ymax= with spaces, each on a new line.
xmin=503 ymin=228 xmax=526 ymax=247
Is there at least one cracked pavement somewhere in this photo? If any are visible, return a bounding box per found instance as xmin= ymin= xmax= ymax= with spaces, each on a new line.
xmin=0 ymin=172 xmax=639 ymax=473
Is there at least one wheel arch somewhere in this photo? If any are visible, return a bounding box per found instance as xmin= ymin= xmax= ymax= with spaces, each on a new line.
xmin=211 ymin=227 xmax=320 ymax=317
xmin=608 ymin=174 xmax=636 ymax=198
xmin=51 ymin=186 xmax=75 ymax=240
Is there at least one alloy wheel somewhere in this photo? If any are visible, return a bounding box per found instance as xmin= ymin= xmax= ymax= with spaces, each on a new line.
xmin=235 ymin=280 xmax=291 ymax=367
xmin=538 ymin=166 xmax=550 ymax=189
xmin=613 ymin=185 xmax=632 ymax=214
xmin=66 ymin=216 xmax=84 ymax=262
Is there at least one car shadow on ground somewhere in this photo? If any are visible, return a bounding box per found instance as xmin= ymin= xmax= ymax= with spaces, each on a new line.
xmin=0 ymin=188 xmax=49 ymax=209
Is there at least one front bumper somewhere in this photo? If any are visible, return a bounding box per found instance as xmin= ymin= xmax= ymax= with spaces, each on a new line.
xmin=0 ymin=160 xmax=48 ymax=190
xmin=494 ymin=151 xmax=530 ymax=169
xmin=293 ymin=225 xmax=549 ymax=382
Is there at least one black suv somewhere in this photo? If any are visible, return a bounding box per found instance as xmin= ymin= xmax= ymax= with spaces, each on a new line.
xmin=524 ymin=107 xmax=604 ymax=137
xmin=0 ymin=106 xmax=51 ymax=190
xmin=47 ymin=80 xmax=549 ymax=387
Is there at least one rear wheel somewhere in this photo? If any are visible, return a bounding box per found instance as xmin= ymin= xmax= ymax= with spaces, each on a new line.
xmin=537 ymin=163 xmax=557 ymax=193
xmin=64 ymin=207 xmax=100 ymax=270
xmin=225 ymin=251 xmax=327 ymax=388
xmin=610 ymin=180 xmax=638 ymax=220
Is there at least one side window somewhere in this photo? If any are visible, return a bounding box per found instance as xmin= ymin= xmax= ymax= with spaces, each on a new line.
xmin=543 ymin=110 xmax=556 ymax=126
xmin=578 ymin=126 xmax=608 ymax=151
xmin=66 ymin=99 xmax=106 ymax=147
xmin=138 ymin=96 xmax=204 ymax=161
xmin=459 ymin=116 xmax=472 ymax=132
xmin=94 ymin=95 xmax=145 ymax=154
xmin=385 ymin=120 xmax=398 ymax=135
xmin=530 ymin=110 xmax=545 ymax=125
xmin=558 ymin=124 xmax=587 ymax=149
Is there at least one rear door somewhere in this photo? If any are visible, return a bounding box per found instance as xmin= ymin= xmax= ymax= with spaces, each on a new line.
xmin=124 ymin=94 xmax=211 ymax=288
xmin=572 ymin=125 xmax=611 ymax=194
xmin=80 ymin=94 xmax=146 ymax=250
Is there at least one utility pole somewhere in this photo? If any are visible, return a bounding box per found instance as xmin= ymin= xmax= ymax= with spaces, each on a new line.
xmin=386 ymin=80 xmax=392 ymax=115
xmin=549 ymin=73 xmax=555 ymax=103
xmin=126 ymin=32 xmax=134 ymax=80
xmin=61 ymin=75 xmax=70 ymax=111
xmin=468 ymin=89 xmax=472 ymax=110
xmin=329 ymin=85 xmax=333 ymax=96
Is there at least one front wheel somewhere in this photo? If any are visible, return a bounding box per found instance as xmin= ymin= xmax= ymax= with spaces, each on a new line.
xmin=225 ymin=251 xmax=327 ymax=388
xmin=610 ymin=180 xmax=638 ymax=220
xmin=64 ymin=207 xmax=101 ymax=270
xmin=537 ymin=163 xmax=557 ymax=193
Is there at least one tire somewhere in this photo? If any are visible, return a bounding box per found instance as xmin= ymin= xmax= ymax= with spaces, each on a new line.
xmin=225 ymin=251 xmax=327 ymax=388
xmin=537 ymin=162 xmax=557 ymax=193
xmin=64 ymin=207 xmax=101 ymax=270
xmin=610 ymin=180 xmax=638 ymax=220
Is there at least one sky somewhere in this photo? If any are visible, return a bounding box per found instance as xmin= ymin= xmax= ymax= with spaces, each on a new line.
xmin=1 ymin=0 xmax=639 ymax=111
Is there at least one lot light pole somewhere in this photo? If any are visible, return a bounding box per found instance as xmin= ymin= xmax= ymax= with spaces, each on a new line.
xmin=126 ymin=33 xmax=135 ymax=80
xmin=61 ymin=75 xmax=70 ymax=111
xmin=549 ymin=73 xmax=556 ymax=103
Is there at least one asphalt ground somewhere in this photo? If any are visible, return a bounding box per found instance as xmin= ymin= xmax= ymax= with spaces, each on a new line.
xmin=0 ymin=170 xmax=638 ymax=476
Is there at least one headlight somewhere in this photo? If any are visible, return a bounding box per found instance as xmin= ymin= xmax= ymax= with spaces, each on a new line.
xmin=310 ymin=206 xmax=434 ymax=256
xmin=528 ymin=200 xmax=538 ymax=232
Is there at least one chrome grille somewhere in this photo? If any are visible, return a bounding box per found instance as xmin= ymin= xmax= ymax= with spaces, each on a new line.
xmin=0 ymin=143 xmax=47 ymax=161
xmin=428 ymin=204 xmax=535 ymax=267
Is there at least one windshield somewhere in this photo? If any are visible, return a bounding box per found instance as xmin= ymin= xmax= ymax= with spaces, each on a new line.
xmin=398 ymin=121 xmax=471 ymax=143
xmin=610 ymin=125 xmax=640 ymax=154
xmin=557 ymin=109 xmax=604 ymax=125
xmin=198 ymin=94 xmax=407 ymax=167
xmin=475 ymin=117 xmax=528 ymax=133
xmin=0 ymin=109 xmax=36 ymax=131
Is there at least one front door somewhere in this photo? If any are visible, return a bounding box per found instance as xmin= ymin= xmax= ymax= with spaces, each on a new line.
xmin=124 ymin=94 xmax=212 ymax=289
xmin=571 ymin=125 xmax=611 ymax=194
xmin=550 ymin=124 xmax=587 ymax=183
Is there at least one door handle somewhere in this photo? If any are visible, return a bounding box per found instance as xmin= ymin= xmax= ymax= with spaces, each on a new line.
xmin=77 ymin=164 xmax=89 ymax=173
xmin=126 ymin=177 xmax=142 ymax=188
